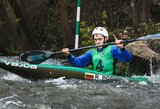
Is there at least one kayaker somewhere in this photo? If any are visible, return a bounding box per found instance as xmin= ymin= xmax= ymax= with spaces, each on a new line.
xmin=62 ymin=27 xmax=132 ymax=75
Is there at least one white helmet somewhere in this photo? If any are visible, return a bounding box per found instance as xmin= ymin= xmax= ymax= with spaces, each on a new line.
xmin=92 ymin=27 xmax=109 ymax=38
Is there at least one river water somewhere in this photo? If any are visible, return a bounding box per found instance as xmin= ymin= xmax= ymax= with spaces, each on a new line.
xmin=0 ymin=57 xmax=160 ymax=109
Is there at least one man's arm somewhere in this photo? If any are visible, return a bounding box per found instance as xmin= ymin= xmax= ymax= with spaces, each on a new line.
xmin=111 ymin=45 xmax=132 ymax=63
xmin=66 ymin=50 xmax=92 ymax=67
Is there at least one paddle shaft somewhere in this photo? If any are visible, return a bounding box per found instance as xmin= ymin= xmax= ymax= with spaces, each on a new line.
xmin=50 ymin=39 xmax=139 ymax=57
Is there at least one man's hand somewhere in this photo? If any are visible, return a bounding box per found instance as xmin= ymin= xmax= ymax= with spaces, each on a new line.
xmin=115 ymin=40 xmax=124 ymax=49
xmin=62 ymin=48 xmax=71 ymax=56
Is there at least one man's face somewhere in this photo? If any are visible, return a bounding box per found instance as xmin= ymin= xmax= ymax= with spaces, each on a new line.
xmin=93 ymin=34 xmax=106 ymax=46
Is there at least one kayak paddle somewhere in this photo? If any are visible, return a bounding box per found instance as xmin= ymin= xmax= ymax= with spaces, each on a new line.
xmin=20 ymin=33 xmax=160 ymax=64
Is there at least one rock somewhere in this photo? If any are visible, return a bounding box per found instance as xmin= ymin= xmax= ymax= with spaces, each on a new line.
xmin=124 ymin=41 xmax=160 ymax=76
xmin=126 ymin=41 xmax=160 ymax=60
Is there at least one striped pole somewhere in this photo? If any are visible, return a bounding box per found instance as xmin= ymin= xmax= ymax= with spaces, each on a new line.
xmin=75 ymin=0 xmax=81 ymax=49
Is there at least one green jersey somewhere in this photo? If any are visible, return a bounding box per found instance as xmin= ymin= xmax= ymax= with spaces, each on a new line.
xmin=91 ymin=45 xmax=118 ymax=75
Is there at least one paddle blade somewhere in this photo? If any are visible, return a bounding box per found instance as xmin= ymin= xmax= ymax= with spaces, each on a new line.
xmin=138 ymin=33 xmax=160 ymax=40
xmin=20 ymin=50 xmax=52 ymax=64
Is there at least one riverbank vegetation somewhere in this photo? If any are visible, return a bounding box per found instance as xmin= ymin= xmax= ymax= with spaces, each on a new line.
xmin=0 ymin=0 xmax=160 ymax=55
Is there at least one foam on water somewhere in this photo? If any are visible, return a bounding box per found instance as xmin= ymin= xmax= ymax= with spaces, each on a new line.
xmin=0 ymin=94 xmax=32 ymax=109
xmin=0 ymin=93 xmax=58 ymax=109
xmin=42 ymin=58 xmax=65 ymax=65
xmin=44 ymin=77 xmax=78 ymax=89
xmin=149 ymin=58 xmax=160 ymax=83
xmin=0 ymin=94 xmax=17 ymax=101
xmin=33 ymin=104 xmax=52 ymax=109
xmin=149 ymin=74 xmax=160 ymax=83
xmin=138 ymin=81 xmax=148 ymax=85
xmin=1 ymin=71 xmax=78 ymax=89
xmin=1 ymin=73 xmax=31 ymax=83
xmin=0 ymin=94 xmax=21 ymax=108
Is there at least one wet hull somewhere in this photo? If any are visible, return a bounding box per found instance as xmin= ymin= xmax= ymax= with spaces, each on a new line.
xmin=0 ymin=59 xmax=149 ymax=82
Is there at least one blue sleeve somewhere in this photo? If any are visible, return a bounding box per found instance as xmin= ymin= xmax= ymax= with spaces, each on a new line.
xmin=111 ymin=45 xmax=132 ymax=63
xmin=66 ymin=50 xmax=92 ymax=68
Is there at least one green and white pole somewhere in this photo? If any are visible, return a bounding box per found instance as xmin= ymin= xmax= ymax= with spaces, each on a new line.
xmin=75 ymin=0 xmax=81 ymax=49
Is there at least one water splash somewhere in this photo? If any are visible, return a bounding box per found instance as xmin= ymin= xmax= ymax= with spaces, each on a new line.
xmin=1 ymin=73 xmax=31 ymax=83
xmin=44 ymin=77 xmax=78 ymax=89
xmin=0 ymin=94 xmax=21 ymax=109
xmin=41 ymin=58 xmax=65 ymax=65
xmin=149 ymin=57 xmax=160 ymax=83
